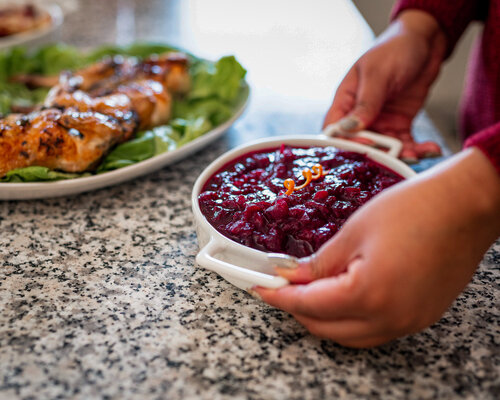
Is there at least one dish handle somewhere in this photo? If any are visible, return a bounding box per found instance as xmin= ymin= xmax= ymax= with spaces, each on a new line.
xmin=196 ymin=238 xmax=289 ymax=289
xmin=322 ymin=124 xmax=402 ymax=158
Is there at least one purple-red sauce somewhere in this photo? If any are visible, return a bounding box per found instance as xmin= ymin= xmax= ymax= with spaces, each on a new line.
xmin=199 ymin=145 xmax=403 ymax=258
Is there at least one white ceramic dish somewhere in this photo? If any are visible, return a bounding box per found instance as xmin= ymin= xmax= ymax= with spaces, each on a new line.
xmin=0 ymin=3 xmax=63 ymax=50
xmin=192 ymin=129 xmax=416 ymax=290
xmin=0 ymin=85 xmax=249 ymax=200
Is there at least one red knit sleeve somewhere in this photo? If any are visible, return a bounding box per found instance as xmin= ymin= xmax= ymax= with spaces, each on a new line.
xmin=464 ymin=122 xmax=500 ymax=176
xmin=391 ymin=0 xmax=482 ymax=56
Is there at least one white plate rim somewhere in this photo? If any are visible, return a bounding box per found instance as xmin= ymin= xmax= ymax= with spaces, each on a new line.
xmin=0 ymin=84 xmax=250 ymax=200
xmin=0 ymin=3 xmax=64 ymax=50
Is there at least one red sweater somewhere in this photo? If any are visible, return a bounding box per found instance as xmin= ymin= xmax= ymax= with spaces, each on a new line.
xmin=392 ymin=0 xmax=500 ymax=175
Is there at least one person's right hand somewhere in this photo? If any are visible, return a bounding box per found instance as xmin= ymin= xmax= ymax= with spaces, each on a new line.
xmin=324 ymin=10 xmax=448 ymax=162
xmin=255 ymin=148 xmax=500 ymax=347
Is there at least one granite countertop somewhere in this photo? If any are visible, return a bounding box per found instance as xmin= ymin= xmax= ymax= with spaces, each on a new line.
xmin=1 ymin=1 xmax=499 ymax=399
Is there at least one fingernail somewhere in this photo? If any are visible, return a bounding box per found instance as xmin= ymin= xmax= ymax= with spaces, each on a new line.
xmin=338 ymin=116 xmax=362 ymax=133
xmin=399 ymin=148 xmax=418 ymax=164
xmin=268 ymin=253 xmax=299 ymax=269
xmin=247 ymin=288 xmax=263 ymax=301
xmin=415 ymin=141 xmax=442 ymax=158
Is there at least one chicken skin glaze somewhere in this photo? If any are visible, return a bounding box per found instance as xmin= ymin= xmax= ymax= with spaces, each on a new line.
xmin=0 ymin=52 xmax=190 ymax=177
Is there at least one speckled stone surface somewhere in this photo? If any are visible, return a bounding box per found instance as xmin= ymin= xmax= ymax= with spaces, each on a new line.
xmin=1 ymin=1 xmax=499 ymax=399
xmin=0 ymin=134 xmax=499 ymax=400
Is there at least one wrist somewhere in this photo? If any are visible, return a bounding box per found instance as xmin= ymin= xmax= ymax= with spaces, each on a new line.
xmin=397 ymin=10 xmax=441 ymax=41
xmin=394 ymin=10 xmax=447 ymax=57
xmin=461 ymin=148 xmax=500 ymax=224
xmin=378 ymin=9 xmax=447 ymax=63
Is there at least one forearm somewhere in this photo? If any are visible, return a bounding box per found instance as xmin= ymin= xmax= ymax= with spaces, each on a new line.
xmin=415 ymin=148 xmax=500 ymax=256
xmin=391 ymin=0 xmax=481 ymax=56
xmin=464 ymin=122 xmax=500 ymax=176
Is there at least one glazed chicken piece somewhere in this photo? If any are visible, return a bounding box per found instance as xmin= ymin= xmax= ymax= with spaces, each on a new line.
xmin=44 ymin=53 xmax=190 ymax=129
xmin=0 ymin=108 xmax=136 ymax=175
xmin=46 ymin=80 xmax=171 ymax=130
xmin=0 ymin=52 xmax=191 ymax=177
xmin=43 ymin=91 xmax=138 ymax=127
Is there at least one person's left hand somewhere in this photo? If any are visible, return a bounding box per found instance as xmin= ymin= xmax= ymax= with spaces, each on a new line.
xmin=323 ymin=11 xmax=446 ymax=163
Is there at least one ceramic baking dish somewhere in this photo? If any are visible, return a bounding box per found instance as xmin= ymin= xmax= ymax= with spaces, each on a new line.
xmin=191 ymin=127 xmax=416 ymax=290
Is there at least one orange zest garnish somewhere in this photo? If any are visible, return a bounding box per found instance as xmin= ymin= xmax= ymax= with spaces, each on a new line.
xmin=311 ymin=164 xmax=324 ymax=179
xmin=284 ymin=163 xmax=327 ymax=196
xmin=283 ymin=178 xmax=296 ymax=196
xmin=295 ymin=168 xmax=313 ymax=190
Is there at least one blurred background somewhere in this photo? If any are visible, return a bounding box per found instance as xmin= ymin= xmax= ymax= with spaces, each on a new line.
xmin=4 ymin=0 xmax=478 ymax=153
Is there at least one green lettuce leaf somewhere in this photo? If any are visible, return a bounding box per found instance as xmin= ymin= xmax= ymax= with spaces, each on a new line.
xmin=97 ymin=126 xmax=179 ymax=172
xmin=33 ymin=44 xmax=86 ymax=75
xmin=0 ymin=82 xmax=49 ymax=115
xmin=170 ymin=117 xmax=213 ymax=146
xmin=0 ymin=51 xmax=8 ymax=82
xmin=5 ymin=47 xmax=34 ymax=77
xmin=0 ymin=166 xmax=86 ymax=182
xmin=121 ymin=43 xmax=182 ymax=59
xmin=173 ymin=98 xmax=233 ymax=126
xmin=188 ymin=56 xmax=246 ymax=102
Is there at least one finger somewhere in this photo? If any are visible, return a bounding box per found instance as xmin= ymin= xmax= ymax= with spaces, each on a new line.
xmin=323 ymin=67 xmax=359 ymax=128
xmin=399 ymin=147 xmax=418 ymax=164
xmin=275 ymin=227 xmax=359 ymax=284
xmin=414 ymin=141 xmax=441 ymax=158
xmin=398 ymin=132 xmax=415 ymax=145
xmin=274 ymin=256 xmax=318 ymax=284
xmin=292 ymin=314 xmax=393 ymax=348
xmin=255 ymin=260 xmax=365 ymax=320
xmin=292 ymin=314 xmax=383 ymax=345
xmin=337 ymin=335 xmax=394 ymax=348
xmin=293 ymin=314 xmax=368 ymax=339
xmin=346 ymin=65 xmax=390 ymax=130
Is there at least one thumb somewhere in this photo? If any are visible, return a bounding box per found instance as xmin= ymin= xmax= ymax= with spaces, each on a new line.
xmin=323 ymin=66 xmax=359 ymax=128
xmin=273 ymin=228 xmax=357 ymax=284
xmin=335 ymin=67 xmax=390 ymax=134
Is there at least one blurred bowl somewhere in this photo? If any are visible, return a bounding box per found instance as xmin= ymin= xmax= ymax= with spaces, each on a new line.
xmin=0 ymin=3 xmax=63 ymax=50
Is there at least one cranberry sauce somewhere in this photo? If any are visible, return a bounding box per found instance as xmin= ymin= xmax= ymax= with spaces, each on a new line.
xmin=199 ymin=145 xmax=403 ymax=258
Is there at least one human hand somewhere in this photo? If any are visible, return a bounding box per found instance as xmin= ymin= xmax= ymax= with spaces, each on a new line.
xmin=254 ymin=148 xmax=500 ymax=347
xmin=324 ymin=10 xmax=447 ymax=163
